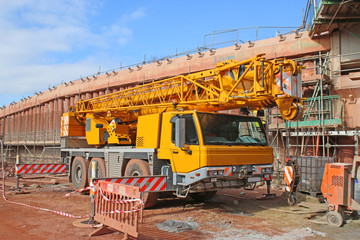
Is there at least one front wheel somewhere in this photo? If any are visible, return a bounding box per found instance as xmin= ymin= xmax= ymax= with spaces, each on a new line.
xmin=125 ymin=159 xmax=159 ymax=208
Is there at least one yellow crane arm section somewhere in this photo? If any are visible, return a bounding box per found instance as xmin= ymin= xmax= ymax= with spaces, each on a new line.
xmin=75 ymin=54 xmax=304 ymax=122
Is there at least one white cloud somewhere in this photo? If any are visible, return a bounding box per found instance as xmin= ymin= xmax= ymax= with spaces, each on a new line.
xmin=120 ymin=7 xmax=146 ymax=23
xmin=0 ymin=1 xmax=146 ymax=105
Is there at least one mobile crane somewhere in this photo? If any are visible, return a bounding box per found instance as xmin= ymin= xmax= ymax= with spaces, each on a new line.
xmin=61 ymin=53 xmax=304 ymax=207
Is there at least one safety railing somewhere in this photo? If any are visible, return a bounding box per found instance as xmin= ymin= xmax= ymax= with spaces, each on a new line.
xmin=2 ymin=130 xmax=61 ymax=144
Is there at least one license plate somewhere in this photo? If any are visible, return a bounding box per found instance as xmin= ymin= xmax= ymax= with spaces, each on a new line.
xmin=211 ymin=178 xmax=217 ymax=182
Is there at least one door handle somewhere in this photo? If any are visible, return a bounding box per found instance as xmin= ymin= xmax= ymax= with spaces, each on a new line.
xmin=172 ymin=151 xmax=179 ymax=154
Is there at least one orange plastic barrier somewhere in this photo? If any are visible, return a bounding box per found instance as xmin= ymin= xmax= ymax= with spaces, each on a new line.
xmin=91 ymin=180 xmax=143 ymax=239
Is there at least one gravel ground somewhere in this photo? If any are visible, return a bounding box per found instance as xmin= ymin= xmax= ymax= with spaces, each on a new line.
xmin=1 ymin=172 xmax=360 ymax=239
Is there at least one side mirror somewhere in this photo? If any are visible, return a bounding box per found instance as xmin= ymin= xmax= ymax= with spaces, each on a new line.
xmin=175 ymin=118 xmax=185 ymax=148
xmin=95 ymin=123 xmax=103 ymax=128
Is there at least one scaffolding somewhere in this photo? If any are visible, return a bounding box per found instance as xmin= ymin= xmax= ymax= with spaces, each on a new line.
xmin=268 ymin=49 xmax=360 ymax=194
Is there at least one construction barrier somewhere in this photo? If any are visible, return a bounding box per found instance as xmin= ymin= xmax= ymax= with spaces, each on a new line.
xmin=15 ymin=163 xmax=66 ymax=175
xmin=284 ymin=166 xmax=293 ymax=192
xmin=14 ymin=161 xmax=67 ymax=190
xmin=94 ymin=175 xmax=167 ymax=192
xmin=91 ymin=180 xmax=143 ymax=239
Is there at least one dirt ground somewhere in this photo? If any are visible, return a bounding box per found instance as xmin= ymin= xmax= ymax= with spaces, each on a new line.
xmin=1 ymin=172 xmax=360 ymax=240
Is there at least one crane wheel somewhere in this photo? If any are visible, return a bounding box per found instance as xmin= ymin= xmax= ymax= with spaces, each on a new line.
xmin=326 ymin=211 xmax=344 ymax=227
xmin=88 ymin=158 xmax=106 ymax=179
xmin=71 ymin=156 xmax=89 ymax=190
xmin=125 ymin=159 xmax=159 ymax=208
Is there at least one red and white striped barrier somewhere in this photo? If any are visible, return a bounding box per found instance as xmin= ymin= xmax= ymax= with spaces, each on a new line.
xmin=284 ymin=166 xmax=293 ymax=192
xmin=95 ymin=176 xmax=167 ymax=192
xmin=99 ymin=187 xmax=143 ymax=205
xmin=15 ymin=164 xmax=66 ymax=175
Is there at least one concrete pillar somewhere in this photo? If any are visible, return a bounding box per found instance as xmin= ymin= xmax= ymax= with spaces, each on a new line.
xmin=0 ymin=111 xmax=3 ymax=136
xmin=331 ymin=31 xmax=341 ymax=89
xmin=25 ymin=109 xmax=29 ymax=135
xmin=70 ymin=96 xmax=75 ymax=107
xmin=49 ymin=101 xmax=54 ymax=132
xmin=27 ymin=108 xmax=32 ymax=138
xmin=16 ymin=112 xmax=20 ymax=135
xmin=32 ymin=106 xmax=37 ymax=138
xmin=27 ymin=108 xmax=31 ymax=133
xmin=14 ymin=112 xmax=18 ymax=135
xmin=44 ymin=102 xmax=49 ymax=141
xmin=57 ymin=98 xmax=64 ymax=133
xmin=92 ymin=91 xmax=99 ymax=98
xmin=64 ymin=97 xmax=70 ymax=113
xmin=86 ymin=92 xmax=92 ymax=100
xmin=9 ymin=112 xmax=12 ymax=138
xmin=99 ymin=90 xmax=105 ymax=96
xmin=12 ymin=112 xmax=16 ymax=135
xmin=5 ymin=115 xmax=9 ymax=137
xmin=39 ymin=104 xmax=44 ymax=134
xmin=3 ymin=110 xmax=6 ymax=136
xmin=74 ymin=94 xmax=80 ymax=104
xmin=80 ymin=93 xmax=86 ymax=101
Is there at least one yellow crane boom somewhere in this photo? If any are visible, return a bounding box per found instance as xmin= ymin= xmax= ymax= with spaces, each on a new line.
xmin=75 ymin=54 xmax=303 ymax=122
xmin=63 ymin=53 xmax=304 ymax=145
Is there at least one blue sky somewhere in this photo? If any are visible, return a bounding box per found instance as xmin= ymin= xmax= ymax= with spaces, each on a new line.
xmin=0 ymin=0 xmax=307 ymax=106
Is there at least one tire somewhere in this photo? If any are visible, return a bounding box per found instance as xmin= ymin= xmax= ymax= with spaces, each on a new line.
xmin=88 ymin=158 xmax=106 ymax=179
xmin=71 ymin=156 xmax=89 ymax=190
xmin=326 ymin=211 xmax=344 ymax=227
xmin=189 ymin=191 xmax=217 ymax=202
xmin=125 ymin=159 xmax=159 ymax=208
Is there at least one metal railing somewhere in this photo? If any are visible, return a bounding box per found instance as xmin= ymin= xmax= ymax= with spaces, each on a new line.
xmin=202 ymin=26 xmax=300 ymax=50
xmin=3 ymin=130 xmax=60 ymax=144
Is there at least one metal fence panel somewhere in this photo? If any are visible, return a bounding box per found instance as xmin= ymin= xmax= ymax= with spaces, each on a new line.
xmin=290 ymin=156 xmax=334 ymax=194
xmin=93 ymin=180 xmax=143 ymax=239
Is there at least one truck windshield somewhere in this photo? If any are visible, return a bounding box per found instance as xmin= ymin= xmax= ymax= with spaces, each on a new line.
xmin=197 ymin=113 xmax=267 ymax=146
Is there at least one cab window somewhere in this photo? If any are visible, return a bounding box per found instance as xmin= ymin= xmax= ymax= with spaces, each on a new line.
xmin=171 ymin=114 xmax=199 ymax=145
